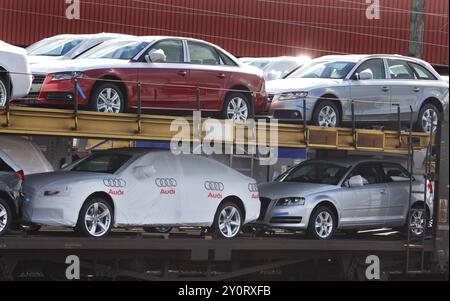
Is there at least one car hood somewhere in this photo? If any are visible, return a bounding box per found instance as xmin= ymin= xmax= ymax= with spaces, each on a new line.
xmin=258 ymin=181 xmax=338 ymax=200
xmin=27 ymin=55 xmax=65 ymax=65
xmin=24 ymin=171 xmax=107 ymax=192
xmin=266 ymin=78 xmax=344 ymax=94
xmin=30 ymin=58 xmax=133 ymax=74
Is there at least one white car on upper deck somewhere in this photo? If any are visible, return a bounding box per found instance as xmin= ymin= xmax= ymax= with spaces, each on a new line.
xmin=0 ymin=41 xmax=32 ymax=106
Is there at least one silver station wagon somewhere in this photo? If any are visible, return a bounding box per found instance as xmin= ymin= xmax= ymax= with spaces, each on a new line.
xmin=256 ymin=158 xmax=433 ymax=240
xmin=266 ymin=54 xmax=449 ymax=132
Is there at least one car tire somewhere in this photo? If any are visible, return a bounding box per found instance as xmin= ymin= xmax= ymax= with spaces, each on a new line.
xmin=0 ymin=197 xmax=12 ymax=237
xmin=143 ymin=226 xmax=173 ymax=234
xmin=308 ymin=206 xmax=336 ymax=240
xmin=77 ymin=198 xmax=113 ymax=238
xmin=222 ymin=92 xmax=252 ymax=121
xmin=89 ymin=82 xmax=125 ymax=114
xmin=212 ymin=202 xmax=243 ymax=239
xmin=0 ymin=76 xmax=8 ymax=107
xmin=405 ymin=204 xmax=429 ymax=239
xmin=416 ymin=103 xmax=440 ymax=133
xmin=312 ymin=100 xmax=341 ymax=128
xmin=24 ymin=224 xmax=41 ymax=234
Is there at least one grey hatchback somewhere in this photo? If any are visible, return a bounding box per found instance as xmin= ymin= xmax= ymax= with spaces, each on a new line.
xmin=256 ymin=158 xmax=433 ymax=240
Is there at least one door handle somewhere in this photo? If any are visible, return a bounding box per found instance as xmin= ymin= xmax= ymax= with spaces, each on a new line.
xmin=177 ymin=70 xmax=188 ymax=76
xmin=217 ymin=73 xmax=226 ymax=79
xmin=381 ymin=87 xmax=390 ymax=92
xmin=413 ymin=87 xmax=420 ymax=92
xmin=380 ymin=189 xmax=387 ymax=194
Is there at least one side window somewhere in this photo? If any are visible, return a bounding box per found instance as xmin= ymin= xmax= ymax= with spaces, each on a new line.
xmin=409 ymin=62 xmax=437 ymax=80
xmin=187 ymin=41 xmax=221 ymax=65
xmin=71 ymin=154 xmax=131 ymax=174
xmin=147 ymin=40 xmax=184 ymax=63
xmin=218 ymin=50 xmax=237 ymax=66
xmin=348 ymin=163 xmax=380 ymax=185
xmin=353 ymin=59 xmax=386 ymax=79
xmin=388 ymin=60 xmax=416 ymax=80
xmin=381 ymin=163 xmax=410 ymax=182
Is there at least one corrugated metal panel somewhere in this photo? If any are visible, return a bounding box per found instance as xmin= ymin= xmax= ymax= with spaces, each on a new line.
xmin=0 ymin=0 xmax=447 ymax=65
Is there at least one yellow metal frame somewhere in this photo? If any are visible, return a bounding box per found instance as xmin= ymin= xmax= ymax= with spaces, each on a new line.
xmin=0 ymin=107 xmax=433 ymax=153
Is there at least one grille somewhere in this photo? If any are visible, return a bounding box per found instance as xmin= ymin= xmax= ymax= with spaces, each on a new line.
xmin=270 ymin=216 xmax=302 ymax=224
xmin=258 ymin=197 xmax=272 ymax=221
xmin=32 ymin=74 xmax=46 ymax=85
xmin=273 ymin=110 xmax=303 ymax=120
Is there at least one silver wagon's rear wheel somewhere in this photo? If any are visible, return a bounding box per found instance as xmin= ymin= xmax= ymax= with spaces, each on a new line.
xmin=0 ymin=77 xmax=8 ymax=107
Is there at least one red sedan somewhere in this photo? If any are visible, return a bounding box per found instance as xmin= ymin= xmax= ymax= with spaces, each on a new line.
xmin=30 ymin=36 xmax=268 ymax=120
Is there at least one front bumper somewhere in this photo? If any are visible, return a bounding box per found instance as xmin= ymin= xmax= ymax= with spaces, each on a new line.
xmin=249 ymin=198 xmax=311 ymax=230
xmin=268 ymin=98 xmax=315 ymax=122
xmin=22 ymin=191 xmax=78 ymax=227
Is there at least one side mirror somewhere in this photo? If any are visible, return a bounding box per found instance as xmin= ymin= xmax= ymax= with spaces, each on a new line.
xmin=348 ymin=175 xmax=365 ymax=187
xmin=356 ymin=69 xmax=374 ymax=80
xmin=147 ymin=49 xmax=166 ymax=63
xmin=133 ymin=165 xmax=156 ymax=180
xmin=61 ymin=163 xmax=70 ymax=169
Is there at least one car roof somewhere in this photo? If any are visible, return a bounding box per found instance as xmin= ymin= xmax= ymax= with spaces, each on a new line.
xmin=314 ymin=54 xmax=430 ymax=64
xmin=305 ymin=157 xmax=400 ymax=168
xmin=91 ymin=147 xmax=155 ymax=156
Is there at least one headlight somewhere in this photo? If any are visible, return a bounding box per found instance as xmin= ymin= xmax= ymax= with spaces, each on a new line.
xmin=51 ymin=71 xmax=84 ymax=81
xmin=276 ymin=197 xmax=305 ymax=206
xmin=278 ymin=91 xmax=308 ymax=101
xmin=42 ymin=186 xmax=71 ymax=197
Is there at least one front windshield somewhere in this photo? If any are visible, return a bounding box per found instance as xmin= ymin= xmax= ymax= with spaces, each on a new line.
xmin=70 ymin=153 xmax=132 ymax=174
xmin=27 ymin=38 xmax=85 ymax=56
xmin=246 ymin=60 xmax=272 ymax=69
xmin=279 ymin=162 xmax=349 ymax=185
xmin=288 ymin=60 xmax=356 ymax=79
xmin=78 ymin=40 xmax=150 ymax=60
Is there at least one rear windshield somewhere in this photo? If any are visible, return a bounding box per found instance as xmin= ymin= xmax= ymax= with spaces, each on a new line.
xmin=71 ymin=153 xmax=132 ymax=174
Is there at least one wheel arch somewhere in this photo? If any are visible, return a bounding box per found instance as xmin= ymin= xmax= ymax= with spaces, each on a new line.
xmin=314 ymin=93 xmax=343 ymax=119
xmin=218 ymin=195 xmax=246 ymax=222
xmin=81 ymin=191 xmax=116 ymax=223
xmin=420 ymin=97 xmax=444 ymax=113
xmin=227 ymin=85 xmax=253 ymax=107
xmin=311 ymin=200 xmax=340 ymax=228
xmin=93 ymin=75 xmax=129 ymax=106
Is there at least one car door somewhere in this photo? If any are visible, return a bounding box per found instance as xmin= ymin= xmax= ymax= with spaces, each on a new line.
xmin=379 ymin=162 xmax=411 ymax=227
xmin=120 ymin=152 xmax=182 ymax=225
xmin=185 ymin=41 xmax=229 ymax=111
xmin=137 ymin=39 xmax=194 ymax=110
xmin=339 ymin=162 xmax=389 ymax=227
xmin=349 ymin=58 xmax=392 ymax=121
xmin=386 ymin=59 xmax=421 ymax=120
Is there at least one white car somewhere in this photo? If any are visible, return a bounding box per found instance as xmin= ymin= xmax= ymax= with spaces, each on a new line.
xmin=240 ymin=56 xmax=311 ymax=81
xmin=26 ymin=33 xmax=133 ymax=65
xmin=0 ymin=41 xmax=32 ymax=106
xmin=22 ymin=149 xmax=261 ymax=238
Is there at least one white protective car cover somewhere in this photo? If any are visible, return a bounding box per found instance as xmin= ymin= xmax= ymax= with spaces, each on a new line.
xmin=0 ymin=136 xmax=53 ymax=174
xmin=0 ymin=40 xmax=32 ymax=98
xmin=22 ymin=151 xmax=260 ymax=228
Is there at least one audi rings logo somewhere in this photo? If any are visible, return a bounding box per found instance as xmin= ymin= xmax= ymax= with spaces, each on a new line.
xmin=248 ymin=183 xmax=258 ymax=192
xmin=103 ymin=178 xmax=127 ymax=188
xmin=204 ymin=181 xmax=225 ymax=191
xmin=155 ymin=178 xmax=178 ymax=188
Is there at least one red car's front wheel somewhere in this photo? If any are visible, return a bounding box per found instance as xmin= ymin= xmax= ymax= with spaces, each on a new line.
xmin=90 ymin=82 xmax=125 ymax=114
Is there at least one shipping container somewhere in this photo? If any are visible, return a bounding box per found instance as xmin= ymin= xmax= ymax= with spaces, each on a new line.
xmin=0 ymin=0 xmax=448 ymax=66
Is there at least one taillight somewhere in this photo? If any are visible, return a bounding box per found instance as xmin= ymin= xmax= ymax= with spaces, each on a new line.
xmin=16 ymin=170 xmax=25 ymax=183
xmin=427 ymin=181 xmax=433 ymax=194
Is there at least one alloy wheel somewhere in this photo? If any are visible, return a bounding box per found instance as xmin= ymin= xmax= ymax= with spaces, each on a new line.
xmin=84 ymin=202 xmax=111 ymax=237
xmin=409 ymin=209 xmax=426 ymax=237
xmin=421 ymin=108 xmax=438 ymax=133
xmin=318 ymin=106 xmax=337 ymax=127
xmin=0 ymin=80 xmax=7 ymax=107
xmin=0 ymin=203 xmax=8 ymax=233
xmin=218 ymin=206 xmax=241 ymax=238
xmin=97 ymin=88 xmax=121 ymax=113
xmin=314 ymin=211 xmax=333 ymax=239
xmin=227 ymin=97 xmax=249 ymax=121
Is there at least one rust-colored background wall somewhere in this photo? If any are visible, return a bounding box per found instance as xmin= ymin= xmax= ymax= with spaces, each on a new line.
xmin=0 ymin=0 xmax=448 ymax=66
